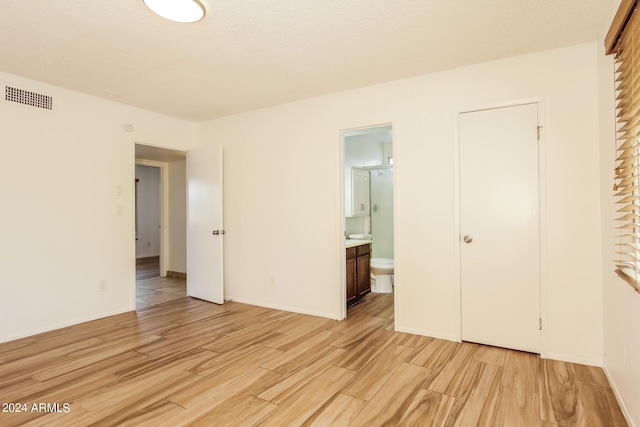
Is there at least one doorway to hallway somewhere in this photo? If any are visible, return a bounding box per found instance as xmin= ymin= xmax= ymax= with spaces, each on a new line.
xmin=135 ymin=144 xmax=188 ymax=309
xmin=135 ymin=164 xmax=161 ymax=279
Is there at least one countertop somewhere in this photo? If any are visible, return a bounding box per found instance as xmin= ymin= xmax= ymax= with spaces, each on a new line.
xmin=345 ymin=239 xmax=372 ymax=249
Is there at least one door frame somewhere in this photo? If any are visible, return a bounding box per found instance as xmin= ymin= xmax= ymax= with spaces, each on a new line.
xmin=135 ymin=159 xmax=169 ymax=278
xmin=338 ymin=122 xmax=397 ymax=322
xmin=453 ymin=97 xmax=548 ymax=358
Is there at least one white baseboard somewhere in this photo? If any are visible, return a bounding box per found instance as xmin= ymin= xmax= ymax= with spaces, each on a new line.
xmin=0 ymin=307 xmax=135 ymax=344
xmin=544 ymin=352 xmax=603 ymax=367
xmin=136 ymin=254 xmax=160 ymax=259
xmin=395 ymin=326 xmax=459 ymax=343
xmin=603 ymin=364 xmax=637 ymax=427
xmin=224 ymin=295 xmax=340 ymax=321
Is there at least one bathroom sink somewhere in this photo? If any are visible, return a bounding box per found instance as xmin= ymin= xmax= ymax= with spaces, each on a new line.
xmin=345 ymin=239 xmax=371 ymax=248
xmin=348 ymin=234 xmax=371 ymax=239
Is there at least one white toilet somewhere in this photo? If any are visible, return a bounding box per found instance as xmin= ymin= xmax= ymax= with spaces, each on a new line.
xmin=371 ymin=258 xmax=394 ymax=293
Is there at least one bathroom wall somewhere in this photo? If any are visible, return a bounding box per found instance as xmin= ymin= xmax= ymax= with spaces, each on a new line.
xmin=382 ymin=143 xmax=393 ymax=165
xmin=345 ymin=217 xmax=368 ymax=238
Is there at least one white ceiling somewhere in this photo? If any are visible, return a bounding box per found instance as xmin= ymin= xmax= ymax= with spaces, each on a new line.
xmin=0 ymin=0 xmax=613 ymax=122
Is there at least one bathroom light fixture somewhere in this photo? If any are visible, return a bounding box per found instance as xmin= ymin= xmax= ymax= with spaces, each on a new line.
xmin=143 ymin=0 xmax=206 ymax=23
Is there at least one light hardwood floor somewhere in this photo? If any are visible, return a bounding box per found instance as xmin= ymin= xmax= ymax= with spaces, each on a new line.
xmin=0 ymin=293 xmax=627 ymax=426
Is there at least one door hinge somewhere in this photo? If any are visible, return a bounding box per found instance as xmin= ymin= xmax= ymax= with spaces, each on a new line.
xmin=537 ymin=125 xmax=543 ymax=141
xmin=539 ymin=317 xmax=542 ymax=330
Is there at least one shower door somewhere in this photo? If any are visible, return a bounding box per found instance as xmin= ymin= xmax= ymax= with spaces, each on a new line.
xmin=369 ymin=167 xmax=394 ymax=259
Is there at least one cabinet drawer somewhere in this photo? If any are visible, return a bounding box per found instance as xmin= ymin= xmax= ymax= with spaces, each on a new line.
xmin=356 ymin=243 xmax=371 ymax=257
xmin=346 ymin=247 xmax=357 ymax=260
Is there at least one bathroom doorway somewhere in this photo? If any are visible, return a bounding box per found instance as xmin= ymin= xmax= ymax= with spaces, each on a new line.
xmin=341 ymin=124 xmax=395 ymax=321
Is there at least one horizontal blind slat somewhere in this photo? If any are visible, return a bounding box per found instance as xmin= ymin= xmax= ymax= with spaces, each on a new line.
xmin=613 ymin=3 xmax=640 ymax=292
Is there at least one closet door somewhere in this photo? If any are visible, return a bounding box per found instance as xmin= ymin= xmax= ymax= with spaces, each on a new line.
xmin=460 ymin=103 xmax=540 ymax=353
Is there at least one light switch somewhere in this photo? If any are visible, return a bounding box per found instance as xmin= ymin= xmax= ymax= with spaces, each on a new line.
xmin=116 ymin=205 xmax=123 ymax=216
xmin=116 ymin=185 xmax=124 ymax=196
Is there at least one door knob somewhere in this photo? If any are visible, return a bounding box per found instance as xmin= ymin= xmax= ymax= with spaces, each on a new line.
xmin=212 ymin=230 xmax=219 ymax=235
xmin=463 ymin=235 xmax=473 ymax=243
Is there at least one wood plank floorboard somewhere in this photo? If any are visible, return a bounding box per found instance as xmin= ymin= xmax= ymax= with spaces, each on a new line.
xmin=0 ymin=292 xmax=628 ymax=426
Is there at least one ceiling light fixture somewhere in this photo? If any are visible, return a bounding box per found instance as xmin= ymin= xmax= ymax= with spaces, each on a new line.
xmin=143 ymin=0 xmax=206 ymax=23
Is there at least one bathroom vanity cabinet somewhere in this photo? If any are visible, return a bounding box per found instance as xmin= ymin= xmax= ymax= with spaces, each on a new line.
xmin=346 ymin=242 xmax=371 ymax=307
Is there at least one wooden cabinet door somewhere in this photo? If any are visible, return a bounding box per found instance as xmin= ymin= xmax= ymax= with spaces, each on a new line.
xmin=346 ymin=256 xmax=357 ymax=306
xmin=356 ymin=252 xmax=371 ymax=297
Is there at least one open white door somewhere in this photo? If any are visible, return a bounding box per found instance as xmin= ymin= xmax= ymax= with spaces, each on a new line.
xmin=187 ymin=144 xmax=224 ymax=304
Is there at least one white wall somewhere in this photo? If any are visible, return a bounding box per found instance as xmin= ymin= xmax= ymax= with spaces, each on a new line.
xmin=0 ymin=72 xmax=195 ymax=343
xmin=135 ymin=164 xmax=161 ymax=258
xmin=198 ymin=42 xmax=603 ymax=364
xmin=599 ymin=2 xmax=640 ymax=425
xmin=168 ymin=160 xmax=187 ymax=273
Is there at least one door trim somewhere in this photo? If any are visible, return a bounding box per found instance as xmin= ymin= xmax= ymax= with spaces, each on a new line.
xmin=453 ymin=97 xmax=548 ymax=358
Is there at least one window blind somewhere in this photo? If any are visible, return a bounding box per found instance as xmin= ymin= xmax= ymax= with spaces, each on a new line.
xmin=612 ymin=1 xmax=640 ymax=292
